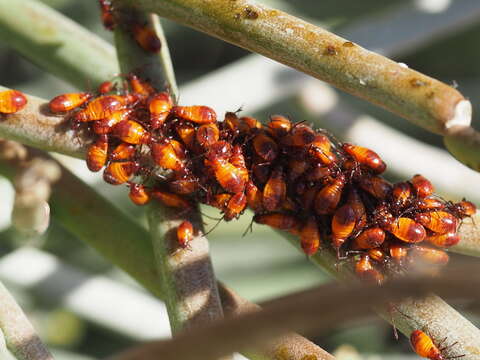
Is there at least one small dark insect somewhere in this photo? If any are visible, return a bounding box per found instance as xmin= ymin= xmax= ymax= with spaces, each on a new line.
xmin=98 ymin=0 xmax=116 ymax=30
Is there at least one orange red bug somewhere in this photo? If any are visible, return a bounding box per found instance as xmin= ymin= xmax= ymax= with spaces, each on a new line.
xmin=98 ymin=0 xmax=115 ymax=30
xmin=409 ymin=330 xmax=463 ymax=360
xmin=410 ymin=246 xmax=449 ymax=266
xmin=388 ymin=242 xmax=409 ymax=265
xmin=86 ymin=135 xmax=108 ymax=172
xmin=172 ymin=105 xmax=217 ymax=124
xmin=415 ymin=211 xmax=458 ymax=234
xmin=49 ymin=92 xmax=91 ymax=113
xmin=331 ymin=204 xmax=356 ymax=252
xmin=314 ymin=175 xmax=345 ymax=215
xmin=92 ymin=109 xmax=132 ymax=135
xmin=128 ymin=183 xmax=150 ymax=205
xmin=75 ymin=95 xmax=127 ymax=122
xmin=196 ymin=123 xmax=220 ymax=148
xmin=112 ymin=120 xmax=152 ymax=145
xmin=388 ymin=217 xmax=426 ymax=243
xmin=411 ymin=174 xmax=434 ymax=198
xmin=224 ymin=192 xmax=247 ymax=221
xmin=0 ymin=89 xmax=27 ymax=114
xmin=391 ymin=182 xmax=412 ymax=209
xmin=131 ymin=23 xmax=161 ymax=53
xmin=300 ymin=217 xmax=321 ymax=256
xmin=151 ymin=139 xmax=188 ymax=174
xmin=359 ymin=175 xmax=392 ymax=200
xmin=267 ymin=114 xmax=292 ymax=138
xmin=355 ymin=255 xmax=384 ymax=285
xmin=128 ymin=74 xmax=155 ymax=97
xmin=449 ymin=200 xmax=476 ymax=219
xmin=252 ymin=133 xmax=278 ymax=162
xmin=168 ymin=176 xmax=198 ymax=195
xmin=149 ymin=92 xmax=173 ymax=129
xmin=245 ymin=180 xmax=263 ymax=212
xmin=282 ymin=124 xmax=315 ymax=147
xmin=177 ymin=220 xmax=194 ymax=248
xmin=98 ymin=80 xmax=115 ymax=94
xmin=342 ymin=143 xmax=386 ymax=174
xmin=109 ymin=142 xmax=136 ymax=161
xmin=310 ymin=134 xmax=336 ymax=165
xmin=425 ymin=231 xmax=460 ymax=248
xmin=254 ymin=213 xmax=299 ymax=231
xmin=263 ymin=166 xmax=286 ymax=212
xmin=352 ymin=227 xmax=385 ymax=250
xmin=103 ymin=161 xmax=139 ymax=185
xmin=151 ymin=189 xmax=192 ymax=209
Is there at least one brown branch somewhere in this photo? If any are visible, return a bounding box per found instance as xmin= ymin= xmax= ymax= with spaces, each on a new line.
xmin=111 ymin=264 xmax=480 ymax=360
xmin=0 ymin=281 xmax=54 ymax=360
xmin=119 ymin=0 xmax=470 ymax=136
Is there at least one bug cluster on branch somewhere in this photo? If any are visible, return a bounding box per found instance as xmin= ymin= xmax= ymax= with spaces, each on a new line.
xmin=46 ymin=73 xmax=476 ymax=285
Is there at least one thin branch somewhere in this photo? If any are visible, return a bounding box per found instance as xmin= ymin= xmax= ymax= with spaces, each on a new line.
xmin=109 ymin=265 xmax=480 ymax=360
xmin=0 ymin=87 xmax=88 ymax=158
xmin=444 ymin=125 xmax=480 ymax=173
xmin=119 ymin=0 xmax=470 ymax=136
xmin=0 ymin=281 xmax=54 ymax=360
xmin=454 ymin=214 xmax=480 ymax=257
xmin=0 ymin=0 xmax=118 ymax=88
xmin=113 ymin=5 xmax=227 ymax=338
xmin=278 ymin=230 xmax=480 ymax=358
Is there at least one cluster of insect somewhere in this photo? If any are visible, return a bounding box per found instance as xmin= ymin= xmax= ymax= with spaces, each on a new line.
xmin=1 ymin=83 xmax=468 ymax=360
xmin=46 ymin=72 xmax=475 ymax=285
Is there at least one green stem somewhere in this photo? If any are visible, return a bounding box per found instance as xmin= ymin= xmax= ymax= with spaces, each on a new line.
xmin=111 ymin=266 xmax=480 ymax=360
xmin=279 ymin=230 xmax=480 ymax=357
xmin=113 ymin=5 xmax=225 ymax=335
xmin=118 ymin=0 xmax=469 ymax=136
xmin=0 ymin=281 xmax=54 ymax=360
xmin=444 ymin=125 xmax=480 ymax=173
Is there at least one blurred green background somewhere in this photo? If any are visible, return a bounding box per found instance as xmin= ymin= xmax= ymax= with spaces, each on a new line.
xmin=0 ymin=0 xmax=479 ymax=359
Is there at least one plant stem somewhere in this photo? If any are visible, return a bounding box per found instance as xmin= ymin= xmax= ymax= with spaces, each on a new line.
xmin=444 ymin=125 xmax=480 ymax=173
xmin=113 ymin=5 xmax=226 ymax=337
xmin=118 ymin=0 xmax=470 ymax=136
xmin=0 ymin=0 xmax=118 ymax=88
xmin=111 ymin=265 xmax=480 ymax=360
xmin=278 ymin=230 xmax=480 ymax=358
xmin=454 ymin=214 xmax=480 ymax=257
xmin=0 ymin=281 xmax=54 ymax=360
xmin=0 ymin=87 xmax=88 ymax=158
